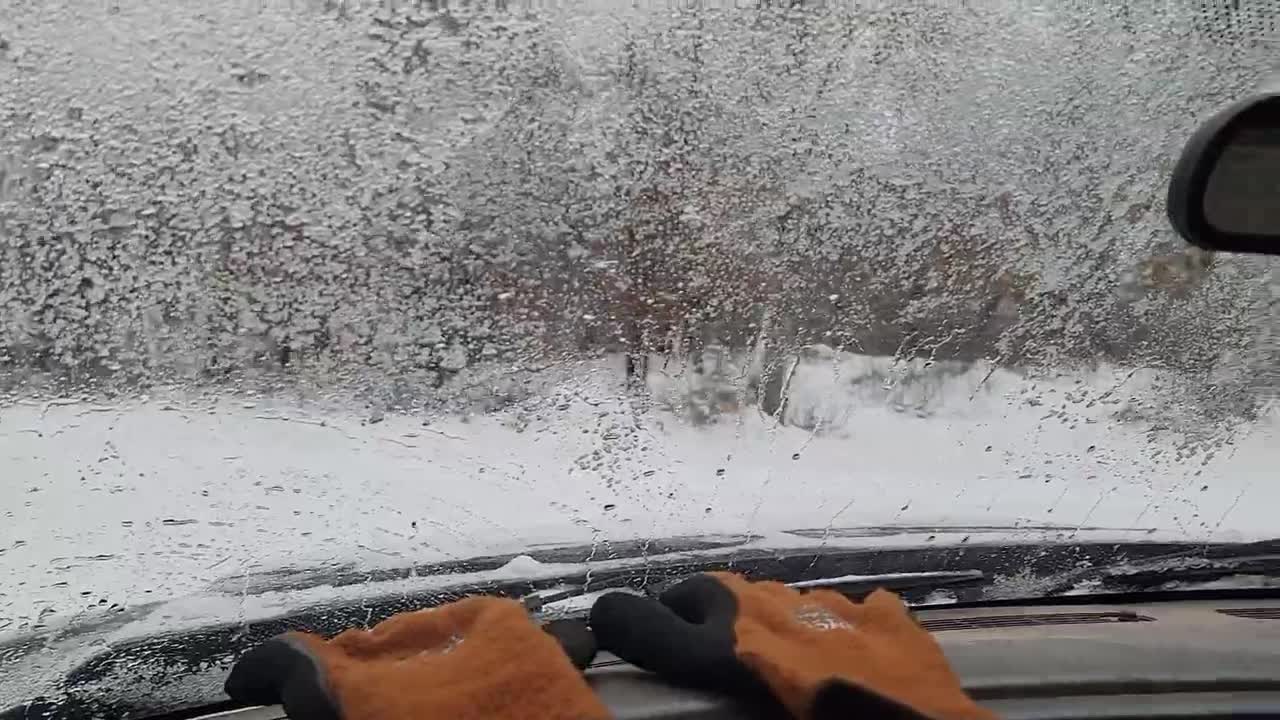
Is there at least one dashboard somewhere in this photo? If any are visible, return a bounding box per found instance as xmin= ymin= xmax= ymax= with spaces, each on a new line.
xmin=198 ymin=597 xmax=1280 ymax=720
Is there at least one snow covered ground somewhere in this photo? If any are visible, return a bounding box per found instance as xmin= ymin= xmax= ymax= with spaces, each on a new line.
xmin=3 ymin=353 xmax=1276 ymax=636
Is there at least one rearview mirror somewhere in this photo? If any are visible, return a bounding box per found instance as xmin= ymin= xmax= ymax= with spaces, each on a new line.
xmin=1167 ymin=92 xmax=1280 ymax=255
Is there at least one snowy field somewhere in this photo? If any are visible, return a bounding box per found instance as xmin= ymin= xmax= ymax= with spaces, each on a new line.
xmin=3 ymin=353 xmax=1277 ymax=636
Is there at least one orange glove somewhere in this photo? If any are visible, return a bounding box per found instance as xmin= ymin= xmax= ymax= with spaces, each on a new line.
xmin=225 ymin=596 xmax=610 ymax=720
xmin=590 ymin=572 xmax=995 ymax=720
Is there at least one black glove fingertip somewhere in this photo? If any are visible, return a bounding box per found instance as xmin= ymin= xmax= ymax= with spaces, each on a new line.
xmin=591 ymin=591 xmax=737 ymax=688
xmin=659 ymin=574 xmax=739 ymax=627
xmin=225 ymin=638 xmax=301 ymax=706
xmin=225 ymin=636 xmax=341 ymax=720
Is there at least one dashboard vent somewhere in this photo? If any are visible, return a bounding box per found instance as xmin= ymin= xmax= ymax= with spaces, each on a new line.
xmin=921 ymin=611 xmax=1154 ymax=632
xmin=1216 ymin=608 xmax=1280 ymax=620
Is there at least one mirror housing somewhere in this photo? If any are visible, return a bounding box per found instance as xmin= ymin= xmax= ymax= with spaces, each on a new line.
xmin=1167 ymin=91 xmax=1280 ymax=255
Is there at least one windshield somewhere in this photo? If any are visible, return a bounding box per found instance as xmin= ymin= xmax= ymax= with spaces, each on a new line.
xmin=2 ymin=0 xmax=1279 ymax=707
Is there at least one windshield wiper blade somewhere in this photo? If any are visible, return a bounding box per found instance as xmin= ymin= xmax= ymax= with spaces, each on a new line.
xmin=523 ymin=569 xmax=987 ymax=613
xmin=1042 ymin=540 xmax=1280 ymax=595
xmin=1090 ymin=554 xmax=1280 ymax=590
xmin=786 ymin=569 xmax=986 ymax=594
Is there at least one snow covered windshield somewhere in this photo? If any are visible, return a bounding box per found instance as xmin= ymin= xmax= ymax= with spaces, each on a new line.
xmin=2 ymin=0 xmax=1279 ymax=658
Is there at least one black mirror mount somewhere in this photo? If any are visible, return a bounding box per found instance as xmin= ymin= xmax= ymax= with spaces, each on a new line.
xmin=1167 ymin=92 xmax=1280 ymax=256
